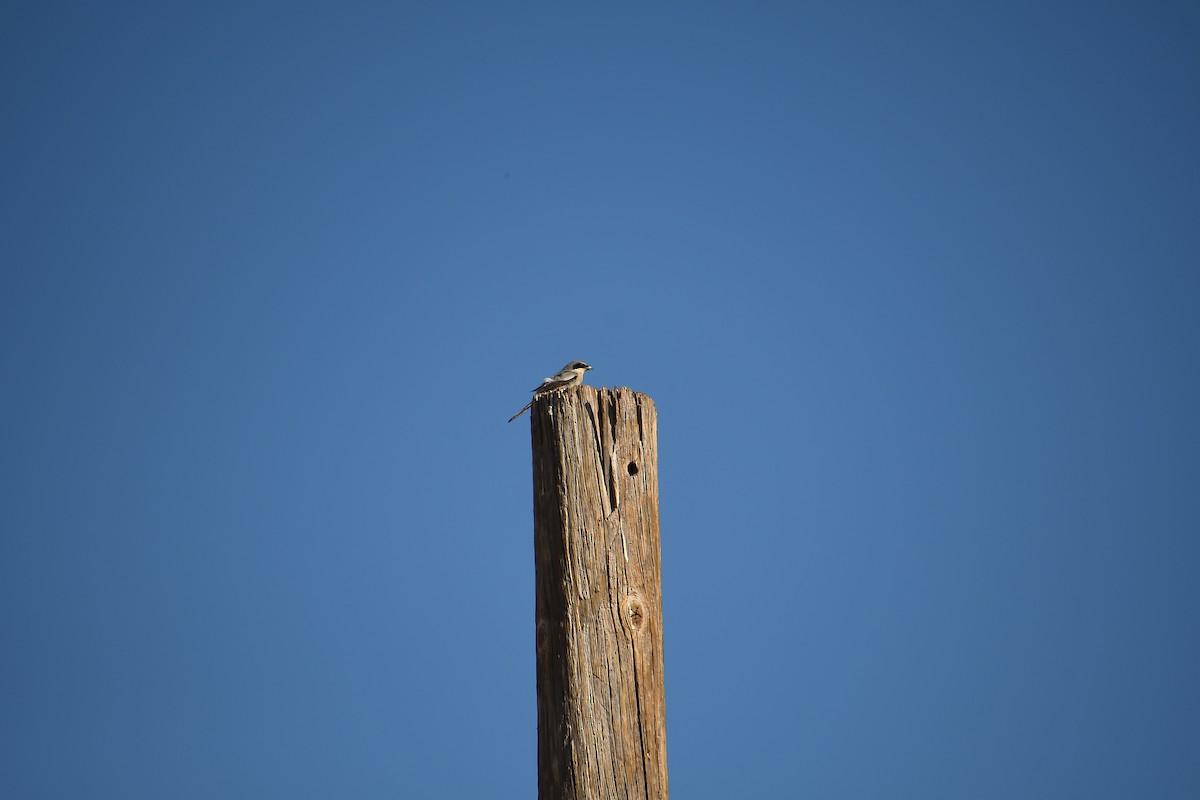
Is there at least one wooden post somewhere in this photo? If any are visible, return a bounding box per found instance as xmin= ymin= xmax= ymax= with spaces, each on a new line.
xmin=530 ymin=385 xmax=668 ymax=800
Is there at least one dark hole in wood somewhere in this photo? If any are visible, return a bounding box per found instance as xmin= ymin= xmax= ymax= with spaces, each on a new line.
xmin=627 ymin=461 xmax=639 ymax=476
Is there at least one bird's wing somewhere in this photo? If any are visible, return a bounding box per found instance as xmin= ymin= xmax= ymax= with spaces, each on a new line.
xmin=544 ymin=368 xmax=578 ymax=386
xmin=534 ymin=377 xmax=572 ymax=394
xmin=530 ymin=373 xmax=564 ymax=392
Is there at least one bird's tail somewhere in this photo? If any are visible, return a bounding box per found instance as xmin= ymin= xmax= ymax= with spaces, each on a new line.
xmin=507 ymin=401 xmax=533 ymax=423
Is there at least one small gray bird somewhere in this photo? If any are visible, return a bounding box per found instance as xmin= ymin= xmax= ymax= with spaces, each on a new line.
xmin=508 ymin=360 xmax=593 ymax=422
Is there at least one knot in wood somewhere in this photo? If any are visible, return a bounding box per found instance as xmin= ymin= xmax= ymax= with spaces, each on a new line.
xmin=624 ymin=593 xmax=647 ymax=632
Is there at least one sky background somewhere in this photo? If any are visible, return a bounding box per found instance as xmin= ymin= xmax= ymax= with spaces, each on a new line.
xmin=2 ymin=1 xmax=1198 ymax=797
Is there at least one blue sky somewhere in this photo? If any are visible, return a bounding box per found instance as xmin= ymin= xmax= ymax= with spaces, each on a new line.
xmin=2 ymin=2 xmax=1198 ymax=797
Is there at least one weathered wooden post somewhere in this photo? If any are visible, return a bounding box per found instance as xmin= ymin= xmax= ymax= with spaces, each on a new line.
xmin=529 ymin=384 xmax=668 ymax=800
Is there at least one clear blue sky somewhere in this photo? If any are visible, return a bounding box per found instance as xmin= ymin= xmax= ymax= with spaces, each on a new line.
xmin=2 ymin=2 xmax=1198 ymax=797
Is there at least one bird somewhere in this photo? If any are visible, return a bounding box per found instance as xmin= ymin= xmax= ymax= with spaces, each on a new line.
xmin=508 ymin=361 xmax=593 ymax=422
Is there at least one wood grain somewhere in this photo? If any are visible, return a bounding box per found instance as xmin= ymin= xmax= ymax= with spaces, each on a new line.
xmin=530 ymin=385 xmax=667 ymax=800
